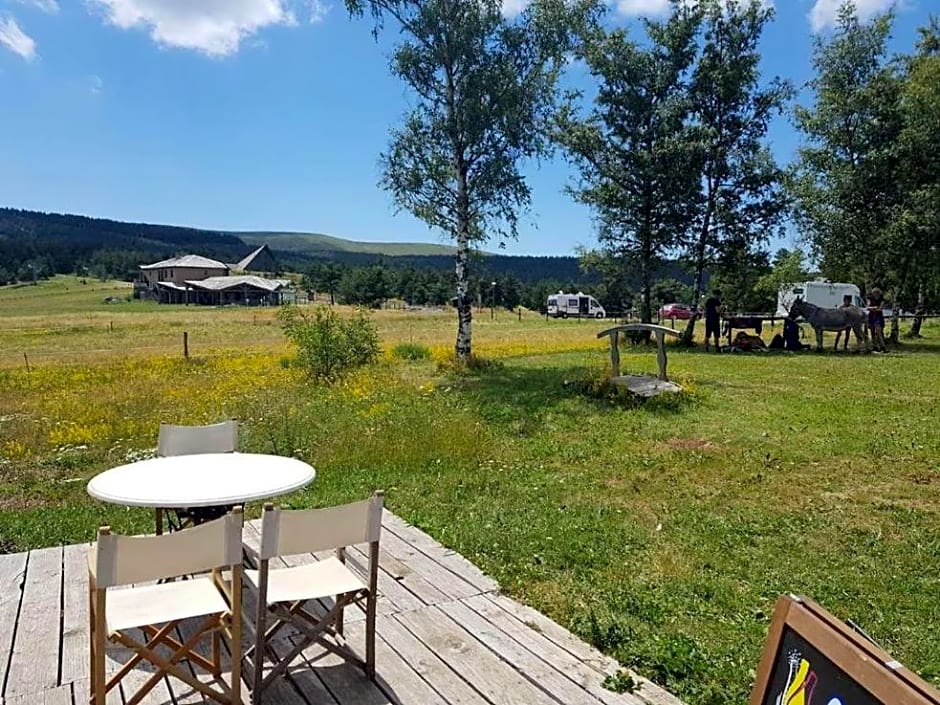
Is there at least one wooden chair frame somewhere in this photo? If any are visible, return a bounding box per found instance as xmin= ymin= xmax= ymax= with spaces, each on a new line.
xmin=243 ymin=492 xmax=383 ymax=700
xmin=155 ymin=420 xmax=239 ymax=535
xmin=88 ymin=509 xmax=244 ymax=705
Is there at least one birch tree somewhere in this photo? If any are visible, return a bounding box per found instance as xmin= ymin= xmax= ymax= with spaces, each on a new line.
xmin=345 ymin=0 xmax=580 ymax=362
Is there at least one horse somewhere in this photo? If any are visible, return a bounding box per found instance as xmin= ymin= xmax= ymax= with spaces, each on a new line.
xmin=788 ymin=298 xmax=868 ymax=352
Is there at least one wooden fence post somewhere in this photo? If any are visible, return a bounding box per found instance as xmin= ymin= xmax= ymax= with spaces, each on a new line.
xmin=183 ymin=331 xmax=189 ymax=359
xmin=23 ymin=352 xmax=30 ymax=374
xmin=610 ymin=331 xmax=620 ymax=378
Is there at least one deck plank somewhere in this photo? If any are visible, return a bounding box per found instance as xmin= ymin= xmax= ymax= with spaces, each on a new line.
xmin=0 ymin=551 xmax=27 ymax=696
xmin=3 ymin=681 xmax=73 ymax=705
xmin=60 ymin=544 xmax=90 ymax=687
xmin=482 ymin=595 xmax=684 ymax=705
xmin=395 ymin=606 xmax=559 ymax=705
xmin=4 ymin=547 xmax=63 ymax=699
xmin=346 ymin=544 xmax=428 ymax=614
xmin=0 ymin=512 xmax=685 ymax=705
xmin=381 ymin=514 xmax=498 ymax=595
xmin=439 ymin=600 xmax=612 ymax=705
xmin=296 ymin=640 xmax=391 ymax=705
xmin=374 ymin=614 xmax=485 ymax=705
xmin=379 ymin=531 xmax=479 ymax=602
xmin=345 ymin=619 xmax=450 ymax=705
xmin=460 ymin=595 xmax=638 ymax=705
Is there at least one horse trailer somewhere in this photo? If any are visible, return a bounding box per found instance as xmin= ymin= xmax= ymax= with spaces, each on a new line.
xmin=776 ymin=281 xmax=864 ymax=317
xmin=547 ymin=291 xmax=606 ymax=319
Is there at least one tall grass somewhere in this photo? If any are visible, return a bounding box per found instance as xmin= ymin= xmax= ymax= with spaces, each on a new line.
xmin=1 ymin=280 xmax=939 ymax=704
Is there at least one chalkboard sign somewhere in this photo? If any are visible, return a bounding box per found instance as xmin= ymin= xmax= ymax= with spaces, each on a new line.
xmin=749 ymin=595 xmax=940 ymax=705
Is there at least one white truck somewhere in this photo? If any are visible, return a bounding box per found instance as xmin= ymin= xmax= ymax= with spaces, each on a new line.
xmin=547 ymin=291 xmax=606 ymax=319
xmin=776 ymin=281 xmax=865 ymax=317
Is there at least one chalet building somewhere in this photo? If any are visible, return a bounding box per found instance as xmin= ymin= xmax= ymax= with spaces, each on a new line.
xmin=134 ymin=245 xmax=292 ymax=305
xmin=232 ymin=244 xmax=277 ymax=273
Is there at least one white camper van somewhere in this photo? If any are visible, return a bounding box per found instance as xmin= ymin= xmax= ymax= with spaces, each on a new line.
xmin=777 ymin=281 xmax=864 ymax=317
xmin=547 ymin=291 xmax=606 ymax=319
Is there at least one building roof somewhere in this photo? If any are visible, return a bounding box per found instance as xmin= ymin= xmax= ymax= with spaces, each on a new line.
xmin=185 ymin=275 xmax=289 ymax=293
xmin=153 ymin=281 xmax=189 ymax=292
xmin=140 ymin=254 xmax=230 ymax=271
xmin=233 ymin=244 xmax=272 ymax=272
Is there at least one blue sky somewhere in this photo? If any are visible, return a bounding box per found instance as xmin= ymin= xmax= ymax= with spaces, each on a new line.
xmin=0 ymin=0 xmax=933 ymax=256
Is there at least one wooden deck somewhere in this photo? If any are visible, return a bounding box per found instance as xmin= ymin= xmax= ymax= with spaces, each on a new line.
xmin=0 ymin=512 xmax=684 ymax=705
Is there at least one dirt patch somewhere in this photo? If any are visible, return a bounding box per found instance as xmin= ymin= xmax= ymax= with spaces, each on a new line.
xmin=665 ymin=438 xmax=716 ymax=452
xmin=0 ymin=495 xmax=46 ymax=512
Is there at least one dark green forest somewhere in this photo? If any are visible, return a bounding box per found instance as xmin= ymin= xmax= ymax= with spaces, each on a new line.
xmin=0 ymin=207 xmax=703 ymax=313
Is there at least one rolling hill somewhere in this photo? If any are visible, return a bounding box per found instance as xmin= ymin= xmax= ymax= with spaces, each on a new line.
xmin=0 ymin=207 xmax=592 ymax=284
xmin=237 ymin=231 xmax=459 ymax=257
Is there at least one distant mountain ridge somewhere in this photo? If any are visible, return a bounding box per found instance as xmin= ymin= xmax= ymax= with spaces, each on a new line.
xmin=0 ymin=207 xmax=592 ymax=283
xmin=238 ymin=231 xmax=459 ymax=257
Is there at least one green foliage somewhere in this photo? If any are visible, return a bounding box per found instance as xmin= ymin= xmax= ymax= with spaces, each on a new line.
xmin=680 ymin=0 xmax=792 ymax=339
xmin=652 ymin=278 xmax=694 ymax=308
xmin=391 ymin=342 xmax=431 ymax=361
xmin=602 ymin=670 xmax=638 ymax=694
xmin=345 ymin=0 xmax=582 ymax=361
xmin=3 ymin=337 xmax=940 ymax=702
xmin=338 ymin=265 xmax=395 ymax=308
xmin=277 ymin=304 xmax=380 ymax=382
xmin=791 ymin=4 xmax=903 ymax=283
xmin=558 ymin=5 xmax=701 ymax=323
xmin=435 ymin=352 xmax=504 ymax=375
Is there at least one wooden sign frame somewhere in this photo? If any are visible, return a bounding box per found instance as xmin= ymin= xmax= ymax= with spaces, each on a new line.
xmin=749 ymin=594 xmax=940 ymax=705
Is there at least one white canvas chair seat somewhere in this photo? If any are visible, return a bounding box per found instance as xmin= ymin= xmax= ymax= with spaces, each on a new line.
xmin=245 ymin=557 xmax=366 ymax=605
xmin=243 ymin=493 xmax=384 ymax=702
xmin=103 ymin=578 xmax=232 ymax=634
xmin=88 ymin=509 xmax=244 ymax=705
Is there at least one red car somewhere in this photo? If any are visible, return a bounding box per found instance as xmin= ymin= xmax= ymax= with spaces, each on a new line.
xmin=658 ymin=303 xmax=695 ymax=320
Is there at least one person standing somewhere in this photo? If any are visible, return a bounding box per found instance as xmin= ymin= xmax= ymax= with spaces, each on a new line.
xmin=867 ymin=287 xmax=886 ymax=352
xmin=704 ymin=290 xmax=723 ymax=352
xmin=834 ymin=294 xmax=853 ymax=351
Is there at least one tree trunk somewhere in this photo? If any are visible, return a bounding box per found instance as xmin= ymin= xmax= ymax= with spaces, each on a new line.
xmin=909 ymin=287 xmax=925 ymax=337
xmin=454 ymin=161 xmax=472 ymax=363
xmin=889 ymin=302 xmax=900 ymax=344
xmin=640 ymin=224 xmax=653 ymax=325
xmin=454 ymin=231 xmax=472 ymax=362
xmin=682 ymin=174 xmax=715 ymax=345
xmin=682 ymin=220 xmax=710 ymax=344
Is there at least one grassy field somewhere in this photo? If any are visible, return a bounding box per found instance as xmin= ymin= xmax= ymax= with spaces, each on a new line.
xmin=1 ymin=277 xmax=938 ymax=705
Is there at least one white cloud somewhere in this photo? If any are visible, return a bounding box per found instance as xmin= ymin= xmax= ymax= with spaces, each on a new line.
xmin=13 ymin=0 xmax=59 ymax=13
xmin=308 ymin=0 xmax=329 ymax=23
xmin=88 ymin=0 xmax=301 ymax=57
xmin=616 ymin=0 xmax=670 ymax=15
xmin=616 ymin=0 xmax=773 ymax=17
xmin=809 ymin=0 xmax=895 ymax=32
xmin=90 ymin=74 xmax=104 ymax=94
xmin=0 ymin=16 xmax=36 ymax=60
xmin=502 ymin=0 xmax=531 ymax=18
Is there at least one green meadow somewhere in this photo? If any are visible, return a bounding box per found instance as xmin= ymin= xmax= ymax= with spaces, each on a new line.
xmin=1 ymin=277 xmax=937 ymax=705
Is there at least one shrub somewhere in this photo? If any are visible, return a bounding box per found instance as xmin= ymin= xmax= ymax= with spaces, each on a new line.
xmin=435 ymin=352 xmax=504 ymax=374
xmin=277 ymin=305 xmax=380 ymax=382
xmin=392 ymin=342 xmax=432 ymax=361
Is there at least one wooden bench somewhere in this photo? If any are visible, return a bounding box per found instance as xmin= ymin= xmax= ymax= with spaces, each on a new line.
xmin=596 ymin=324 xmax=682 ymax=397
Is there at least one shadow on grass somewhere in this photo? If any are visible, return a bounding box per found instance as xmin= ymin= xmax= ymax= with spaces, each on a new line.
xmin=449 ymin=361 xmax=692 ymax=434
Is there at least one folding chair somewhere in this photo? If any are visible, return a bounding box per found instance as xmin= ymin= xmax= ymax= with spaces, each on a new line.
xmin=88 ymin=508 xmax=244 ymax=705
xmin=156 ymin=420 xmax=239 ymax=533
xmin=244 ymin=491 xmax=384 ymax=700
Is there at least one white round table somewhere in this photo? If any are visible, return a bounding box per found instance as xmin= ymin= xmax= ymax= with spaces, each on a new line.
xmin=87 ymin=453 xmax=315 ymax=508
